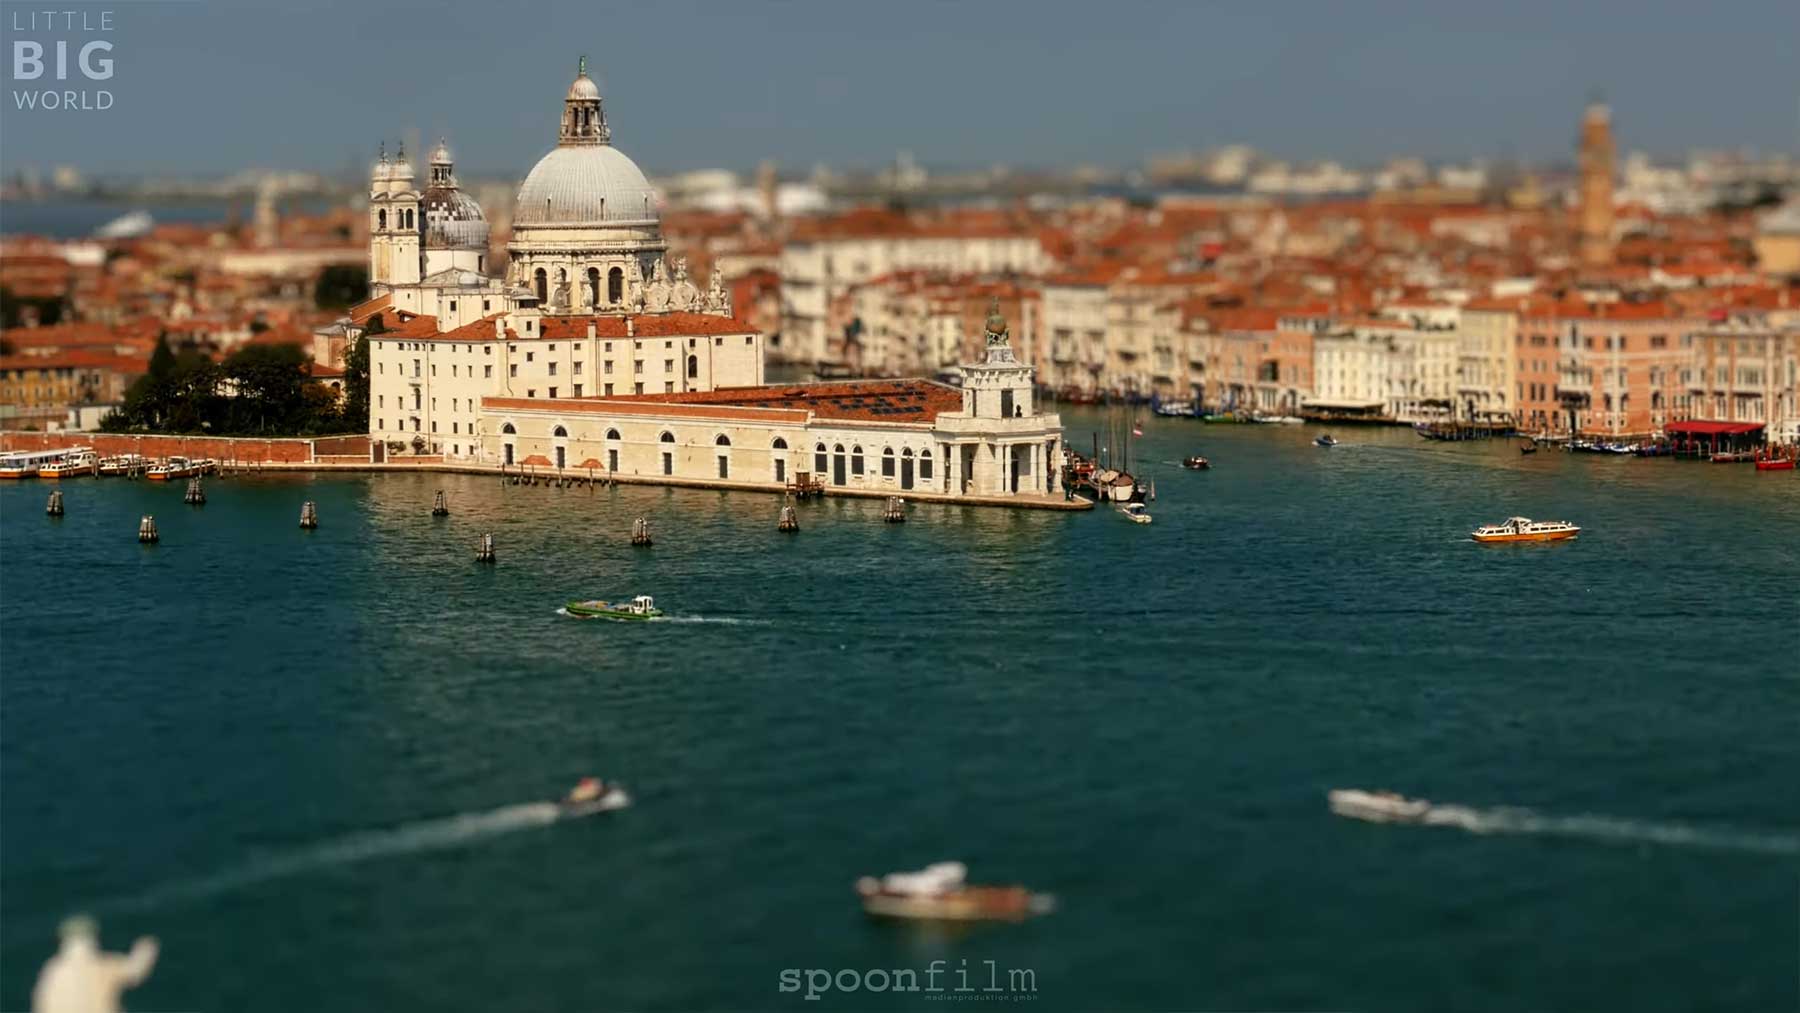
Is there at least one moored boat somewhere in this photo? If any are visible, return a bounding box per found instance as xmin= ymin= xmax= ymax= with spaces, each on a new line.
xmin=37 ymin=450 xmax=98 ymax=479
xmin=565 ymin=595 xmax=664 ymax=621
xmin=855 ymin=862 xmax=1054 ymax=923
xmin=1328 ymin=789 xmax=1431 ymax=824
xmin=97 ymin=454 xmax=147 ymax=476
xmin=1470 ymin=516 xmax=1579 ymax=543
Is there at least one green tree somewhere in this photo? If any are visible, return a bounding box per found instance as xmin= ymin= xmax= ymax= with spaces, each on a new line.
xmin=314 ymin=264 xmax=370 ymax=310
xmin=341 ymin=331 xmax=370 ymax=432
xmin=222 ymin=343 xmax=309 ymax=434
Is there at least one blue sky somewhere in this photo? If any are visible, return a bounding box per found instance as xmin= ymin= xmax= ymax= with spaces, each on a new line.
xmin=2 ymin=0 xmax=1797 ymax=179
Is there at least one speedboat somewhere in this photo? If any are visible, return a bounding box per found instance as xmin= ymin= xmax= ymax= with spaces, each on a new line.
xmin=1118 ymin=502 xmax=1152 ymax=524
xmin=1328 ymin=789 xmax=1431 ymax=824
xmin=557 ymin=777 xmax=631 ymax=818
xmin=1182 ymin=455 xmax=1210 ymax=470
xmin=1314 ymin=434 xmax=1339 ymax=447
xmin=565 ymin=594 xmax=664 ymax=620
xmin=855 ymin=862 xmax=1054 ymax=923
xmin=1470 ymin=516 xmax=1579 ymax=543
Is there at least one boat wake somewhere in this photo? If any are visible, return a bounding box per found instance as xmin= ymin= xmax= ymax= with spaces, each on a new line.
xmin=1334 ymin=791 xmax=1800 ymax=856
xmin=105 ymin=802 xmax=563 ymax=913
xmin=664 ymin=615 xmax=772 ymax=625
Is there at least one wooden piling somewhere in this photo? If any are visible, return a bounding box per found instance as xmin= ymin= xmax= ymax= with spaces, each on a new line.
xmin=299 ymin=501 xmax=318 ymax=529
xmin=184 ymin=477 xmax=206 ymax=505
xmin=882 ymin=496 xmax=907 ymax=523
xmin=46 ymin=490 xmax=64 ymax=516
xmin=476 ymin=532 xmax=496 ymax=563
xmin=138 ymin=515 xmax=158 ymax=543
xmin=432 ymin=490 xmax=449 ymax=516
xmin=777 ymin=501 xmax=799 ymax=532
xmin=631 ymin=517 xmax=653 ymax=546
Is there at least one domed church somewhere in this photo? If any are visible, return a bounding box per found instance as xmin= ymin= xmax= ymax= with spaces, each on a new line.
xmin=354 ymin=60 xmax=1064 ymax=505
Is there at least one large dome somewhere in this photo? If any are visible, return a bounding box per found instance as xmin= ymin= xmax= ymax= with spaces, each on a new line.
xmin=514 ymin=145 xmax=659 ymax=227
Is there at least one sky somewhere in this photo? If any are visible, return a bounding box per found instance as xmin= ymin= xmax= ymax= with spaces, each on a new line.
xmin=1 ymin=0 xmax=1797 ymax=180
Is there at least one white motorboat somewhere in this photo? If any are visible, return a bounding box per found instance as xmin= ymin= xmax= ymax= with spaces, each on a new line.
xmin=556 ymin=777 xmax=631 ymax=818
xmin=1328 ymin=788 xmax=1431 ymax=824
xmin=1118 ymin=502 xmax=1152 ymax=524
xmin=1470 ymin=517 xmax=1580 ymax=544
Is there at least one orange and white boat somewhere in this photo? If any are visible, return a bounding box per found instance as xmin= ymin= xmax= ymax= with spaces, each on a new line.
xmin=855 ymin=862 xmax=1055 ymax=922
xmin=1471 ymin=516 xmax=1580 ymax=543
xmin=145 ymin=456 xmax=208 ymax=480
xmin=37 ymin=450 xmax=98 ymax=479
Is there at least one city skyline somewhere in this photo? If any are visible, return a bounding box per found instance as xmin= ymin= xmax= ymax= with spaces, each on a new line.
xmin=2 ymin=0 xmax=1798 ymax=180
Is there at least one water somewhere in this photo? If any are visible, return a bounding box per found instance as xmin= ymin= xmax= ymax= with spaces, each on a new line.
xmin=0 ymin=197 xmax=337 ymax=239
xmin=3 ymin=415 xmax=1797 ymax=1011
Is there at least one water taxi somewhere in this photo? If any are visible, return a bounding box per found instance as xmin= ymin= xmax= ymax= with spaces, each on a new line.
xmin=144 ymin=457 xmax=208 ymax=480
xmin=0 ymin=449 xmax=69 ymax=478
xmin=1328 ymin=789 xmax=1431 ymax=824
xmin=565 ymin=595 xmax=664 ymax=621
xmin=1118 ymin=502 xmax=1152 ymax=524
xmin=38 ymin=450 xmax=98 ymax=479
xmin=855 ymin=862 xmax=1054 ymax=923
xmin=97 ymin=454 xmax=147 ymax=476
xmin=1470 ymin=517 xmax=1579 ymax=543
xmin=556 ymin=777 xmax=631 ymax=818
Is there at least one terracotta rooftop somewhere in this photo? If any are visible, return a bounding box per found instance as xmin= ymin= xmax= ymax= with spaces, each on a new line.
xmin=594 ymin=378 xmax=963 ymax=424
xmin=538 ymin=312 xmax=757 ymax=339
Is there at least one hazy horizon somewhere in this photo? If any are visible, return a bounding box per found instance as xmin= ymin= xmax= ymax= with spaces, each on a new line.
xmin=2 ymin=0 xmax=1797 ymax=181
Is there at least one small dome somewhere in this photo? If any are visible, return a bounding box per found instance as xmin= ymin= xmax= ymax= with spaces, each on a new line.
xmin=515 ymin=145 xmax=659 ymax=226
xmin=422 ymin=186 xmax=488 ymax=249
xmin=430 ymin=139 xmax=454 ymax=165
xmin=568 ymin=74 xmax=601 ymax=101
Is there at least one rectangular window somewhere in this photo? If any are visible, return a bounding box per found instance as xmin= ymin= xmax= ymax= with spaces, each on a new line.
xmin=664 ymin=381 xmax=674 ymax=393
xmin=549 ymin=387 xmax=557 ymax=398
xmin=882 ymin=454 xmax=895 ymax=477
xmin=573 ymin=361 xmax=583 ymax=374
xmin=715 ymin=337 xmax=723 ymax=346
xmin=413 ymin=359 xmax=420 ymax=376
xmin=548 ymin=344 xmax=556 ymax=351
xmin=549 ymin=362 xmax=558 ymax=376
xmin=604 ymin=361 xmax=613 ymax=374
xmin=526 ymin=352 xmax=534 ymax=362
xmin=746 ymin=336 xmax=753 ymax=345
xmin=485 ymin=365 xmax=493 ymax=378
xmin=449 ymin=300 xmax=457 ymax=312
xmin=483 ymin=300 xmax=491 ymax=311
xmin=378 ymin=395 xmax=384 ymax=407
xmin=431 ymin=398 xmax=436 ymax=410
xmin=920 ymin=455 xmax=933 ymax=479
xmin=485 ymin=345 xmax=492 ymax=355
xmin=605 ymin=383 xmax=614 ymax=396
xmin=573 ymin=384 xmax=582 ymax=397
xmin=379 ymin=418 xmax=384 ymax=429
xmin=634 ymin=360 xmax=644 ymax=374
xmin=528 ymin=389 xmax=536 ymax=398
xmin=453 ymin=422 xmax=458 ymax=434
xmin=605 ymin=342 xmax=612 ymax=352
xmin=662 ymin=452 xmax=672 ymax=476
xmin=379 ymin=362 xmax=384 ymax=374
xmin=431 ymin=421 xmax=437 ymax=433
xmin=510 ymin=364 xmax=518 ymax=377
xmin=664 ymin=359 xmax=674 ymax=372
xmin=718 ymin=455 xmax=729 ymax=479
xmin=635 ymin=382 xmax=644 ymax=394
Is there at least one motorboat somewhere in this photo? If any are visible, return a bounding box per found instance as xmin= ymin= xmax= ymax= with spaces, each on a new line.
xmin=1314 ymin=434 xmax=1339 ymax=447
xmin=557 ymin=777 xmax=631 ymax=818
xmin=1182 ymin=455 xmax=1210 ymax=470
xmin=565 ymin=594 xmax=664 ymax=621
xmin=37 ymin=450 xmax=97 ymax=478
xmin=98 ymin=454 xmax=147 ymax=476
xmin=1153 ymin=399 xmax=1196 ymax=418
xmin=1755 ymin=450 xmax=1795 ymax=471
xmin=1470 ymin=516 xmax=1580 ymax=543
xmin=1328 ymin=789 xmax=1431 ymax=824
xmin=1118 ymin=502 xmax=1152 ymax=524
xmin=1518 ymin=441 xmax=1538 ymax=455
xmin=145 ymin=456 xmax=204 ymax=480
xmin=855 ymin=862 xmax=1054 ymax=923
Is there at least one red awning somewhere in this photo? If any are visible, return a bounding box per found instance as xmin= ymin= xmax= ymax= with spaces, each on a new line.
xmin=1663 ymin=420 xmax=1764 ymax=436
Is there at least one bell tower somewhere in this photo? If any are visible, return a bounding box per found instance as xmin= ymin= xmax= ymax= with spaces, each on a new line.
xmin=386 ymin=142 xmax=421 ymax=285
xmin=368 ymin=143 xmax=393 ymax=290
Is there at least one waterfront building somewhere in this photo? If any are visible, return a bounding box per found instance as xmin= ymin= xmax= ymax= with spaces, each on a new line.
xmin=1454 ymin=300 xmax=1518 ymax=423
xmin=477 ymin=302 xmax=1064 ymax=499
xmin=1681 ymin=322 xmax=1800 ymax=443
xmin=1308 ymin=328 xmax=1393 ymax=419
xmin=362 ymin=62 xmax=762 ymax=457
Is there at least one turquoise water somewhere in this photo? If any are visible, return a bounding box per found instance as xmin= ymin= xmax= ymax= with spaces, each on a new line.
xmin=3 ymin=414 xmax=1797 ymax=1011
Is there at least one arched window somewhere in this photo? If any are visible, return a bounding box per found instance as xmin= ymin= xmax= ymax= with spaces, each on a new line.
xmin=501 ymin=422 xmax=516 ymax=435
xmin=533 ymin=268 xmax=547 ymax=303
xmin=605 ymin=428 xmax=621 ymax=440
xmin=772 ymin=437 xmax=788 ymax=450
xmin=715 ymin=434 xmax=731 ymax=447
xmin=377 ymin=209 xmax=387 ymax=230
xmin=815 ymin=442 xmax=827 ymax=472
xmin=851 ymin=445 xmax=865 ymax=476
xmin=552 ymin=425 xmax=568 ymax=438
xmin=660 ymin=431 xmax=676 ymax=443
xmin=687 ymin=354 xmax=698 ymax=379
xmin=608 ymin=267 xmax=624 ymax=304
xmin=919 ymin=448 xmax=934 ymax=480
xmin=587 ymin=268 xmax=601 ymax=307
xmin=881 ymin=447 xmax=896 ymax=477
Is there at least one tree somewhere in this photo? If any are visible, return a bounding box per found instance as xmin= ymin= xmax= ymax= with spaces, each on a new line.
xmin=341 ymin=330 xmax=370 ymax=432
xmin=314 ymin=264 xmax=369 ymax=310
xmin=222 ymin=343 xmax=309 ymax=434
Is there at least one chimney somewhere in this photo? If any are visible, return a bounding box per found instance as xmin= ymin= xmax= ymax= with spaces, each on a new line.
xmin=586 ymin=319 xmax=596 ymax=340
xmin=495 ymin=318 xmax=504 ymax=339
xmin=626 ymin=316 xmax=635 ymax=338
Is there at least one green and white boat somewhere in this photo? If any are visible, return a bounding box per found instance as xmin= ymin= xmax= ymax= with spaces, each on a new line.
xmin=565 ymin=595 xmax=664 ymax=621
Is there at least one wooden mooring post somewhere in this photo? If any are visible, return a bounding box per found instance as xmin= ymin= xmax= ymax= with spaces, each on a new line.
xmin=137 ymin=515 xmax=158 ymax=543
xmin=432 ymin=490 xmax=449 ymax=516
xmin=882 ymin=496 xmax=906 ymax=523
xmin=631 ymin=517 xmax=654 ymax=546
xmin=476 ymin=532 xmax=496 ymax=563
xmin=46 ymin=490 xmax=64 ymax=516
xmin=299 ymin=501 xmax=319 ymax=529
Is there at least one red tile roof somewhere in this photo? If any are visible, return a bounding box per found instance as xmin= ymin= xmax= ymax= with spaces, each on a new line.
xmin=603 ymin=378 xmax=963 ymax=424
xmin=538 ymin=312 xmax=757 ymax=340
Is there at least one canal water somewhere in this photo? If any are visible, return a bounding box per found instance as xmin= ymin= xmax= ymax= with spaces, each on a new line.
xmin=3 ymin=414 xmax=1796 ymax=1011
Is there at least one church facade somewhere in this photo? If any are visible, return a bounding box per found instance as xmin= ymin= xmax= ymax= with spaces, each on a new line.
xmin=357 ymin=60 xmax=1063 ymax=502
